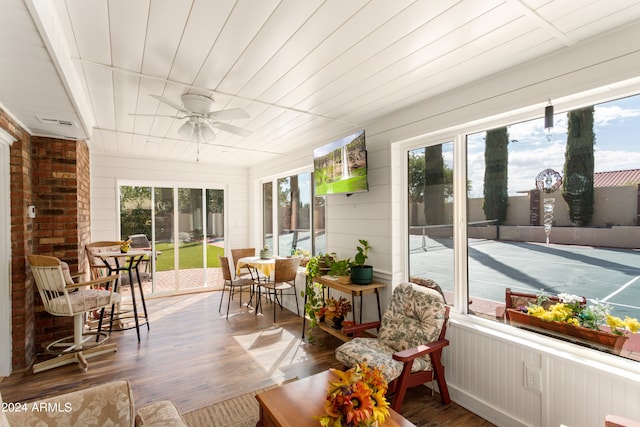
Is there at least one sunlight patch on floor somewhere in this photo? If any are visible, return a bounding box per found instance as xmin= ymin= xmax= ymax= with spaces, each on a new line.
xmin=233 ymin=325 xmax=311 ymax=376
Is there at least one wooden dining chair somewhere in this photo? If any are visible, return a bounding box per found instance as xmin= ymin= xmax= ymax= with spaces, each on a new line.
xmin=231 ymin=247 xmax=257 ymax=280
xmin=256 ymin=257 xmax=301 ymax=323
xmin=218 ymin=256 xmax=256 ymax=318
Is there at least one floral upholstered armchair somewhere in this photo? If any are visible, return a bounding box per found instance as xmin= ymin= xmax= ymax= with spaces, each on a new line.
xmin=1 ymin=380 xmax=186 ymax=427
xmin=335 ymin=282 xmax=451 ymax=411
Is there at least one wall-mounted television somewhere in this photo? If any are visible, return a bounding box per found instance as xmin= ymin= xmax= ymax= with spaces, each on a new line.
xmin=313 ymin=130 xmax=368 ymax=196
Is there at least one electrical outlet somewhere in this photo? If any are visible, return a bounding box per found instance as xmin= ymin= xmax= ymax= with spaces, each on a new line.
xmin=524 ymin=362 xmax=542 ymax=393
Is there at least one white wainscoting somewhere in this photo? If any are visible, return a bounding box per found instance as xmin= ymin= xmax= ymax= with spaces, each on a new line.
xmin=444 ymin=319 xmax=640 ymax=427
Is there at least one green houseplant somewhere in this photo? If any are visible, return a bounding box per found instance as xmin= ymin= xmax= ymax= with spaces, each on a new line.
xmin=301 ymin=255 xmax=325 ymax=341
xmin=350 ymin=239 xmax=373 ymax=285
xmin=329 ymin=258 xmax=351 ymax=284
xmin=322 ymin=296 xmax=352 ymax=329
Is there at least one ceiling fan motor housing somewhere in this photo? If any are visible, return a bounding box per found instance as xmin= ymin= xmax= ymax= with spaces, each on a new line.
xmin=181 ymin=93 xmax=215 ymax=114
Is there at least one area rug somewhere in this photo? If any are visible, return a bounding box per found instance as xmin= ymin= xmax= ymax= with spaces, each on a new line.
xmin=182 ymin=378 xmax=297 ymax=427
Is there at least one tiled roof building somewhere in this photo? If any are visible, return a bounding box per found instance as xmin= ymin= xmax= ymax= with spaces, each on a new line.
xmin=593 ymin=169 xmax=640 ymax=188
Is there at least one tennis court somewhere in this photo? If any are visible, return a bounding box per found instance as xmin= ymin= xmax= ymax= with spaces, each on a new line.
xmin=409 ymin=233 xmax=640 ymax=320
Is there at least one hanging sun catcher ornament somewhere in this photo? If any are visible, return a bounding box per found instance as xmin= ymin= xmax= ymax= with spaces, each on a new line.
xmin=535 ymin=168 xmax=563 ymax=194
xmin=535 ymin=100 xmax=563 ymax=244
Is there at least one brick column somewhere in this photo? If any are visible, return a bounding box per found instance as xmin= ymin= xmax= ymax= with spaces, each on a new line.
xmin=2 ymin=105 xmax=91 ymax=371
xmin=31 ymin=137 xmax=91 ymax=353
xmin=3 ymin=110 xmax=35 ymax=371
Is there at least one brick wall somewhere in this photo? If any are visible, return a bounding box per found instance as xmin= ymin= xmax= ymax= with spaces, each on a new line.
xmin=77 ymin=140 xmax=91 ymax=274
xmin=3 ymin=109 xmax=35 ymax=371
xmin=1 ymin=107 xmax=90 ymax=372
xmin=31 ymin=137 xmax=91 ymax=356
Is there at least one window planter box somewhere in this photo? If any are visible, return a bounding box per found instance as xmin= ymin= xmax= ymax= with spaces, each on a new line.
xmin=505 ymin=308 xmax=628 ymax=354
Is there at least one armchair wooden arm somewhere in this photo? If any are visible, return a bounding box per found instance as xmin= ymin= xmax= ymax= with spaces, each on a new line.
xmin=392 ymin=339 xmax=450 ymax=362
xmin=391 ymin=338 xmax=451 ymax=408
xmin=341 ymin=321 xmax=381 ymax=337
xmin=65 ymin=274 xmax=118 ymax=290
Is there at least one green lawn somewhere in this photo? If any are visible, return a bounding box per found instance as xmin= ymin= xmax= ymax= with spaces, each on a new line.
xmin=155 ymin=242 xmax=224 ymax=271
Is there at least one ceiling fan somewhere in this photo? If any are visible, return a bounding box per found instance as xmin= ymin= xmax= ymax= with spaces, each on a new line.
xmin=135 ymin=92 xmax=252 ymax=142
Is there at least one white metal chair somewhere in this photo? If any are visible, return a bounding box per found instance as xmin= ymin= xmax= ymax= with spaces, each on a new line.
xmin=28 ymin=254 xmax=120 ymax=373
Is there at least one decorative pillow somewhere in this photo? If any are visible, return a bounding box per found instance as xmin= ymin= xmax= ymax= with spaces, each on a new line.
xmin=378 ymin=283 xmax=446 ymax=354
xmin=409 ymin=276 xmax=447 ymax=303
xmin=60 ymin=261 xmax=74 ymax=286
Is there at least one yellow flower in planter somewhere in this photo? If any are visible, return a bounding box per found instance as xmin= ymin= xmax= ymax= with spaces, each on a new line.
xmin=525 ymin=291 xmax=639 ymax=336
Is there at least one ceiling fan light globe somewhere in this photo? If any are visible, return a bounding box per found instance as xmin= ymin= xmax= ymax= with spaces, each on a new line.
xmin=199 ymin=123 xmax=216 ymax=141
xmin=178 ymin=122 xmax=194 ymax=140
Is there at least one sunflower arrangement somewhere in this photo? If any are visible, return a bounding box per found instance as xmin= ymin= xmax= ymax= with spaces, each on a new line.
xmin=525 ymin=292 xmax=640 ymax=336
xmin=317 ymin=363 xmax=389 ymax=427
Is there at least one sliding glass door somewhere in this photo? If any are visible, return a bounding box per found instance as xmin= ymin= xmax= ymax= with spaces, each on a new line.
xmin=120 ymin=184 xmax=224 ymax=294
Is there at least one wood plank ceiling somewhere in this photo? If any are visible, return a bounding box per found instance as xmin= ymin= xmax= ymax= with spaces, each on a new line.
xmin=1 ymin=0 xmax=640 ymax=166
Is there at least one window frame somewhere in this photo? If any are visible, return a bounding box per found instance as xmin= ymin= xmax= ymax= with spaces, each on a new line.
xmin=398 ymin=82 xmax=640 ymax=372
xmin=260 ymin=167 xmax=325 ymax=257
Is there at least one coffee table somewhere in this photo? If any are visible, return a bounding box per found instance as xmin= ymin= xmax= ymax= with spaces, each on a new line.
xmin=255 ymin=370 xmax=416 ymax=427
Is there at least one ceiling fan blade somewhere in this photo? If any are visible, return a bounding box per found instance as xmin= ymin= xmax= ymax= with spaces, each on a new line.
xmin=129 ymin=113 xmax=184 ymax=118
xmin=150 ymin=94 xmax=190 ymax=114
xmin=210 ymin=121 xmax=253 ymax=137
xmin=206 ymin=108 xmax=249 ymax=121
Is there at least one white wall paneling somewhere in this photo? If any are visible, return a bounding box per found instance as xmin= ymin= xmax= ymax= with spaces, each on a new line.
xmin=90 ymin=154 xmax=250 ymax=250
xmin=0 ymin=127 xmax=15 ymax=376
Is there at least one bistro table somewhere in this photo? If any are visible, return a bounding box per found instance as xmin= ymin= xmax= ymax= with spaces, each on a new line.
xmin=97 ymin=250 xmax=151 ymax=342
xmin=236 ymin=255 xmax=276 ymax=279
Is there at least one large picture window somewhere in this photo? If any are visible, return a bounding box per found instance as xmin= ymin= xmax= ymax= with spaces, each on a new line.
xmin=263 ymin=171 xmax=325 ymax=256
xmin=407 ymin=142 xmax=455 ymax=308
xmin=466 ymin=95 xmax=640 ymax=359
xmin=407 ymin=93 xmax=640 ymax=360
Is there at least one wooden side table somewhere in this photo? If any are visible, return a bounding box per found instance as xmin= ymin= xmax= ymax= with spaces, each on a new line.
xmin=256 ymin=370 xmax=415 ymax=427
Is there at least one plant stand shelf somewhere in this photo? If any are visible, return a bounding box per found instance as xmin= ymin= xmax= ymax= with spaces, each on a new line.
xmin=312 ymin=320 xmax=375 ymax=342
xmin=302 ymin=276 xmax=386 ymax=340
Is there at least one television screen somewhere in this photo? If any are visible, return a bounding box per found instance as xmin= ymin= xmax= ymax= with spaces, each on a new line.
xmin=313 ymin=130 xmax=368 ymax=196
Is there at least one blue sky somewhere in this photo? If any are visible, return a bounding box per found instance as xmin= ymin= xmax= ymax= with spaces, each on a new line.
xmin=466 ymin=94 xmax=640 ymax=198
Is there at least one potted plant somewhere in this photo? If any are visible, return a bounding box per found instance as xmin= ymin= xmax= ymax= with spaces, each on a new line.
xmin=317 ymin=252 xmax=337 ymax=274
xmin=323 ymin=296 xmax=352 ymax=329
xmin=301 ymin=255 xmax=325 ymax=341
xmin=329 ymin=258 xmax=351 ymax=284
xmin=259 ymin=244 xmax=272 ymax=259
xmin=350 ymin=239 xmax=373 ymax=285
xmin=293 ymin=247 xmax=311 ymax=266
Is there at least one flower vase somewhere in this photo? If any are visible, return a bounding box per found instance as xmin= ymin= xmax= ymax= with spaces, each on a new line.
xmin=331 ymin=315 xmax=344 ymax=330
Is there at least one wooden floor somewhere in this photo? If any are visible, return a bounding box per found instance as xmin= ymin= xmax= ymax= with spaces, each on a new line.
xmin=0 ymin=291 xmax=495 ymax=427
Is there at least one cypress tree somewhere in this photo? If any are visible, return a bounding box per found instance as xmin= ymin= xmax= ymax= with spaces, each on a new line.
xmin=562 ymin=106 xmax=595 ymax=226
xmin=483 ymin=127 xmax=509 ymax=222
xmin=423 ymin=145 xmax=445 ymax=225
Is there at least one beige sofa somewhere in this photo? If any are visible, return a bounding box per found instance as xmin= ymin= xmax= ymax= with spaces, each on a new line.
xmin=1 ymin=380 xmax=186 ymax=427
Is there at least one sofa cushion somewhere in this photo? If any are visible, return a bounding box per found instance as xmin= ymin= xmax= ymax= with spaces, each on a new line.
xmin=135 ymin=401 xmax=187 ymax=426
xmin=4 ymin=380 xmax=135 ymax=427
xmin=334 ymin=336 xmax=431 ymax=382
xmin=0 ymin=391 xmax=9 ymax=427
